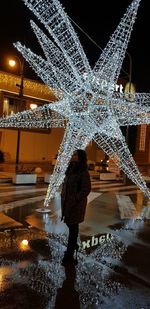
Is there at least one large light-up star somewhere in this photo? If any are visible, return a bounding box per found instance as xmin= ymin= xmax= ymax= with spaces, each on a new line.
xmin=0 ymin=0 xmax=150 ymax=207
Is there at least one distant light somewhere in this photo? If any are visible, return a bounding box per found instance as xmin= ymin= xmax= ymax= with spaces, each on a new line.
xmin=20 ymin=239 xmax=29 ymax=250
xmin=30 ymin=103 xmax=37 ymax=110
xmin=21 ymin=239 xmax=28 ymax=246
xmin=8 ymin=59 xmax=16 ymax=67
xmin=4 ymin=98 xmax=9 ymax=104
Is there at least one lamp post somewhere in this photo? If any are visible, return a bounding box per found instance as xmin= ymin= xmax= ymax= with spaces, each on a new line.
xmin=8 ymin=56 xmax=24 ymax=172
xmin=126 ymin=51 xmax=132 ymax=94
xmin=124 ymin=52 xmax=132 ymax=147
xmin=123 ymin=52 xmax=135 ymax=184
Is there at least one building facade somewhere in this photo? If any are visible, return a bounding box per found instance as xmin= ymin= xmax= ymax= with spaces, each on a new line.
xmin=0 ymin=70 xmax=149 ymax=174
xmin=0 ymin=71 xmax=64 ymax=168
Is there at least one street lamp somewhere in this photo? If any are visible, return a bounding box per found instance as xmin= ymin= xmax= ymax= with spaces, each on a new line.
xmin=123 ymin=52 xmax=133 ymax=148
xmin=8 ymin=56 xmax=24 ymax=172
xmin=126 ymin=51 xmax=132 ymax=94
xmin=8 ymin=57 xmax=24 ymax=99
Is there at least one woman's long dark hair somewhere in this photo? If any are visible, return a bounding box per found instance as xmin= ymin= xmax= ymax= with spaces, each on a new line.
xmin=76 ymin=149 xmax=87 ymax=164
xmin=66 ymin=149 xmax=88 ymax=174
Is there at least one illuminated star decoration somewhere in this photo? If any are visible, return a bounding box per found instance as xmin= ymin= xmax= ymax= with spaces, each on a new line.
xmin=0 ymin=0 xmax=150 ymax=208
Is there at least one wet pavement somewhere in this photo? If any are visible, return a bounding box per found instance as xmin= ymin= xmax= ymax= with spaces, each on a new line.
xmin=0 ymin=181 xmax=150 ymax=308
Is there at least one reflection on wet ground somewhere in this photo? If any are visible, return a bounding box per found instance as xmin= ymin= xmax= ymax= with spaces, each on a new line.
xmin=0 ymin=227 xmax=150 ymax=308
xmin=0 ymin=182 xmax=150 ymax=308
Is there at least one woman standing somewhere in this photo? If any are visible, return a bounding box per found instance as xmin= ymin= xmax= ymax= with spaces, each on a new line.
xmin=61 ymin=149 xmax=91 ymax=265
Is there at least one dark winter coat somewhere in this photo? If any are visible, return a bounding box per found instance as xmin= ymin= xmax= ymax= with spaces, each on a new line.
xmin=61 ymin=162 xmax=91 ymax=224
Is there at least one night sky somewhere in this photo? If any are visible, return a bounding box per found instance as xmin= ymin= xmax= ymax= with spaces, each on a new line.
xmin=0 ymin=0 xmax=149 ymax=93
